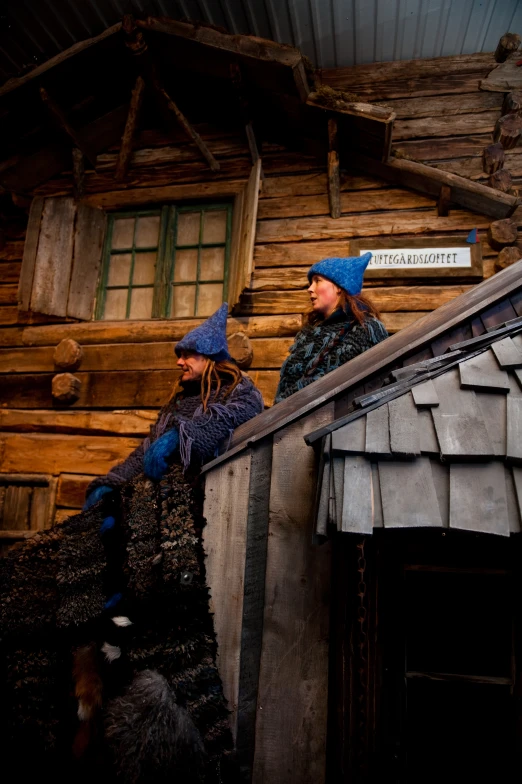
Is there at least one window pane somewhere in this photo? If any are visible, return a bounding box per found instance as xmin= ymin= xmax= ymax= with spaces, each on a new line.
xmin=200 ymin=247 xmax=225 ymax=281
xmin=171 ymin=285 xmax=196 ymax=317
xmin=176 ymin=212 xmax=201 ymax=246
xmin=103 ymin=288 xmax=128 ymax=320
xmin=129 ymin=287 xmax=154 ymax=320
xmin=112 ymin=217 xmax=135 ymax=249
xmin=133 ymin=251 xmax=157 ymax=285
xmin=135 ymin=215 xmax=160 ymax=248
xmin=202 ymin=210 xmax=227 ymax=244
xmin=174 ymin=249 xmax=198 ymax=282
xmin=197 ymin=283 xmax=223 ymax=317
xmin=107 ymin=253 xmax=132 ymax=286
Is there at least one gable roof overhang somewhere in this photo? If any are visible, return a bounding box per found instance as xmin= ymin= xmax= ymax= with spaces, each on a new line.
xmin=202 ymin=258 xmax=522 ymax=473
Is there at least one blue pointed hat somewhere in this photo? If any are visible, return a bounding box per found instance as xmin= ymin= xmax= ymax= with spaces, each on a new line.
xmin=175 ymin=303 xmax=231 ymax=361
xmin=307 ymin=252 xmax=372 ymax=295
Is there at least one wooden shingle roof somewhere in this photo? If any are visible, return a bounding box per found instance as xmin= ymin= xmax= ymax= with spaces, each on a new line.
xmin=310 ymin=319 xmax=522 ymax=538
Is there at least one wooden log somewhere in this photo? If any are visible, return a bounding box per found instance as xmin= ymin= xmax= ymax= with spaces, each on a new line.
xmin=40 ymin=87 xmax=97 ymax=167
xmin=0 ymin=409 xmax=157 ymax=436
xmin=482 ymin=143 xmax=505 ymax=174
xmin=327 ymin=118 xmax=340 ymax=219
xmin=72 ymin=147 xmax=85 ymax=200
xmin=488 ymin=218 xmax=518 ymax=250
xmin=53 ymin=338 xmax=83 ymax=370
xmin=437 ymin=185 xmax=451 ymax=217
xmin=0 ymin=315 xmax=302 ymax=349
xmin=52 ymin=372 xmax=81 ymax=403
xmin=378 ymin=91 xmax=502 ymax=120
xmin=0 ymin=241 xmax=24 ymax=261
xmin=495 ymin=33 xmax=521 ymax=63
xmin=0 ymin=432 xmax=142 ymax=476
xmin=0 ymin=337 xmax=293 ymax=373
xmin=228 ymin=332 xmax=254 ymax=369
xmin=239 ymin=285 xmax=471 ymax=315
xmin=262 ymin=172 xmax=383 ymax=199
xmin=0 ymin=262 xmax=21 ymax=283
xmin=2 ymin=369 xmax=280 ymax=409
xmin=394 ymin=110 xmax=499 ymax=141
xmin=0 ymin=285 xmax=17 ymax=305
xmin=57 ymin=473 xmax=96 ymax=508
xmin=115 ymin=74 xmax=146 ymax=181
xmin=489 ymin=169 xmax=512 ymax=193
xmin=255 ymin=209 xmax=491 ymax=244
xmin=495 ymin=246 xmax=521 ymax=272
xmin=494 ymin=114 xmax=522 ymax=149
xmin=503 ymin=91 xmax=522 ymax=115
xmin=257 ymin=187 xmax=433 ymax=220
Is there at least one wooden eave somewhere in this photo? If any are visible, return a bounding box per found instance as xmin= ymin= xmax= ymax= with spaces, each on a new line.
xmin=202 ymin=259 xmax=522 ymax=472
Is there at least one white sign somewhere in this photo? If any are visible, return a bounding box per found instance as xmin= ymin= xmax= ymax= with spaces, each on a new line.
xmin=362 ymin=247 xmax=472 ymax=269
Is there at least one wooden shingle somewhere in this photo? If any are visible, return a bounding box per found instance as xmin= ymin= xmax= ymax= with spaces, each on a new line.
xmin=491 ymin=336 xmax=522 ymax=369
xmin=449 ymin=462 xmax=509 ymax=536
xmin=459 ymin=349 xmax=510 ymax=393
xmin=388 ymin=393 xmax=420 ymax=456
xmin=341 ymin=457 xmax=373 ymax=534
xmin=418 ymin=409 xmax=440 ymax=455
xmin=332 ymin=456 xmax=344 ymax=530
xmin=505 ymin=466 xmax=521 ymax=534
xmin=411 ymin=379 xmax=439 ymax=407
xmin=331 ymin=415 xmax=366 ymax=453
xmin=378 ymin=457 xmax=443 ymax=528
xmin=475 ymin=392 xmax=507 ymax=457
xmin=365 ymin=405 xmax=391 ymax=456
xmin=371 ymin=462 xmax=384 ymax=528
xmin=506 ymin=396 xmax=522 ymax=463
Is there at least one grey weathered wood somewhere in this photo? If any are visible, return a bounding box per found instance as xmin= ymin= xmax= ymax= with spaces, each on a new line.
xmin=379 ymin=457 xmax=443 ymax=528
xmin=459 ymin=350 xmax=510 ymax=393
xmin=371 ymin=462 xmax=383 ymax=528
xmin=431 ymin=410 xmax=493 ymax=458
xmin=475 ymin=391 xmax=507 ymax=457
xmin=514 ymin=368 xmax=522 ymax=391
xmin=236 ymin=440 xmax=273 ymax=781
xmin=341 ymin=456 xmax=373 ymax=534
xmin=449 ymin=462 xmax=509 ymax=536
xmin=505 ymin=466 xmax=521 ymax=534
xmin=491 ymin=336 xmax=522 ymax=369
xmin=315 ymin=435 xmax=331 ymax=536
xmin=30 ymin=198 xmax=76 ymax=317
xmin=507 ymin=396 xmax=522 ymax=462
xmin=331 ymin=415 xmax=366 ymax=453
xmin=332 ymin=455 xmax=345 ymax=530
xmin=17 ymin=196 xmax=44 ymax=312
xmin=67 ymin=204 xmax=106 ymax=320
xmin=430 ymin=460 xmax=450 ymax=527
xmin=418 ymin=409 xmax=440 ymax=455
xmin=411 ymin=378 xmax=439 ymax=407
xmin=253 ymin=408 xmax=333 ymax=784
xmin=512 ymin=466 xmax=522 ymax=523
xmin=365 ymin=405 xmax=391 ymax=455
xmin=388 ymin=392 xmax=420 ymax=455
xmin=203 ymin=450 xmax=253 ymax=739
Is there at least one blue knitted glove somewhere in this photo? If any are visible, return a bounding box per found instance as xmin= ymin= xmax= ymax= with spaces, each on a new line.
xmin=143 ymin=428 xmax=180 ymax=481
xmin=83 ymin=484 xmax=113 ymax=511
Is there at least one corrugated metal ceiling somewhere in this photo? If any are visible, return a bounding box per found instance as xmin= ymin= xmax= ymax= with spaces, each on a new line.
xmin=1 ymin=0 xmax=522 ymax=84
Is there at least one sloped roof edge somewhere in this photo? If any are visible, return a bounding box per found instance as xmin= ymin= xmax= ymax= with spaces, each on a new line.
xmin=202 ymin=258 xmax=522 ymax=473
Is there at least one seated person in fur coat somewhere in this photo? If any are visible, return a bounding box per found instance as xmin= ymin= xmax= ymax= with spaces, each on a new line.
xmin=0 ymin=304 xmax=263 ymax=784
xmin=275 ymin=253 xmax=388 ymax=403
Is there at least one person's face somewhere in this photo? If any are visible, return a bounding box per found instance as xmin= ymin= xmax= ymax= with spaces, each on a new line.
xmin=176 ymin=351 xmax=208 ymax=382
xmin=308 ymin=274 xmax=342 ymax=318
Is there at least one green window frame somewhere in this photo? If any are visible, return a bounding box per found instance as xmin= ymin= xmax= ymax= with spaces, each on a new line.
xmin=96 ymin=202 xmax=233 ymax=320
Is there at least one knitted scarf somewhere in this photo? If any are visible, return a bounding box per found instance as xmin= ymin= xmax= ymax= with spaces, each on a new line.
xmin=0 ymin=464 xmax=236 ymax=784
xmin=275 ymin=310 xmax=388 ymax=403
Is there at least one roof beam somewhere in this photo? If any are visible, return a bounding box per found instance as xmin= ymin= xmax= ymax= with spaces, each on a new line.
xmin=115 ymin=74 xmax=146 ymax=181
xmin=123 ymin=16 xmax=219 ymax=172
xmin=353 ymin=153 xmax=520 ymax=219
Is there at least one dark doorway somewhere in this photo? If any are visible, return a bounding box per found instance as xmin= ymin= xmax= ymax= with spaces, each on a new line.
xmin=329 ymin=530 xmax=522 ymax=783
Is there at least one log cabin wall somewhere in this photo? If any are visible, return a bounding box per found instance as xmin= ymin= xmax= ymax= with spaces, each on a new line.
xmin=0 ymin=51 xmax=520 ymax=531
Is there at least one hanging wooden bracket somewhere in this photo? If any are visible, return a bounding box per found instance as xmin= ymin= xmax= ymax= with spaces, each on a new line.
xmin=122 ymin=15 xmax=219 ymax=172
xmin=229 ymin=62 xmax=260 ymax=167
xmin=327 ymin=117 xmax=341 ymax=219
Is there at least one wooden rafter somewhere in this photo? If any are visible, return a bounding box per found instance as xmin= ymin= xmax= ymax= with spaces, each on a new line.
xmin=327 ymin=117 xmax=340 ymax=219
xmin=123 ymin=17 xmax=219 ymax=172
xmin=230 ymin=62 xmax=260 ymax=166
xmin=39 ymin=87 xmax=97 ymax=167
xmin=115 ymin=74 xmax=146 ymax=181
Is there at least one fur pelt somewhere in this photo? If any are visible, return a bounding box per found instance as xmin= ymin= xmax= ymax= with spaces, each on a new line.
xmin=105 ymin=669 xmax=206 ymax=783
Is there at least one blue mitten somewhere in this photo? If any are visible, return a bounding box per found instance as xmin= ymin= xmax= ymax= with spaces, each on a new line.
xmin=83 ymin=484 xmax=113 ymax=511
xmin=143 ymin=428 xmax=180 ymax=481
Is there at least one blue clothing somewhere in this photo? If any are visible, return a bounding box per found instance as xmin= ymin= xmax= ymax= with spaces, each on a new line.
xmin=307 ymin=252 xmax=372 ymax=295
